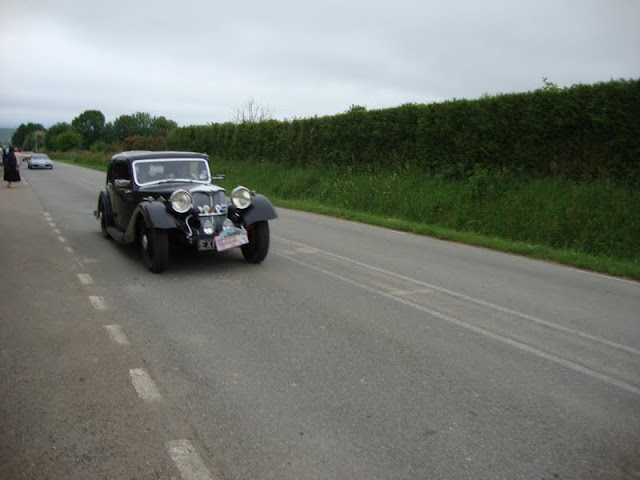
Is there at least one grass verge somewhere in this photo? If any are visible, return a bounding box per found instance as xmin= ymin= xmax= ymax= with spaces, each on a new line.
xmin=53 ymin=153 xmax=640 ymax=281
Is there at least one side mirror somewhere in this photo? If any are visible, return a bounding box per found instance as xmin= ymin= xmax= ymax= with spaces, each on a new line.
xmin=114 ymin=179 xmax=131 ymax=188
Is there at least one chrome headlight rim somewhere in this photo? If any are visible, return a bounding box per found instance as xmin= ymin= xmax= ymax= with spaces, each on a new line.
xmin=231 ymin=186 xmax=252 ymax=210
xmin=170 ymin=189 xmax=192 ymax=213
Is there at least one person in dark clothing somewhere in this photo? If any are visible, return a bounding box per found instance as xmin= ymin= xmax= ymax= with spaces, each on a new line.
xmin=4 ymin=146 xmax=21 ymax=188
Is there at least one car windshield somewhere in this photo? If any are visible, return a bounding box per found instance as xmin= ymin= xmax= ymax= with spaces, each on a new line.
xmin=32 ymin=154 xmax=50 ymax=159
xmin=133 ymin=159 xmax=211 ymax=185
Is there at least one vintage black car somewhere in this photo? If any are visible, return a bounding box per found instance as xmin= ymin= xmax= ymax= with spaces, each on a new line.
xmin=95 ymin=151 xmax=277 ymax=272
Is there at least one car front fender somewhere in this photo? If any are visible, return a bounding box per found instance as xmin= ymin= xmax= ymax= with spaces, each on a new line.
xmin=123 ymin=200 xmax=179 ymax=243
xmin=231 ymin=194 xmax=278 ymax=227
xmin=95 ymin=190 xmax=112 ymax=222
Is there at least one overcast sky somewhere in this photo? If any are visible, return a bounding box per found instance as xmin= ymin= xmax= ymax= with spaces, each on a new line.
xmin=1 ymin=0 xmax=638 ymax=128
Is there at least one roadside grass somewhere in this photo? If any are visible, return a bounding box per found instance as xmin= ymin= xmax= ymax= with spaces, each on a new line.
xmin=54 ymin=153 xmax=640 ymax=281
xmin=55 ymin=151 xmax=110 ymax=171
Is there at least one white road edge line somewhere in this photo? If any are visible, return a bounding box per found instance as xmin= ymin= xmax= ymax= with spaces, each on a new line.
xmin=104 ymin=325 xmax=130 ymax=345
xmin=166 ymin=440 xmax=215 ymax=480
xmin=275 ymin=250 xmax=640 ymax=397
xmin=274 ymin=235 xmax=640 ymax=356
xmin=129 ymin=368 xmax=161 ymax=401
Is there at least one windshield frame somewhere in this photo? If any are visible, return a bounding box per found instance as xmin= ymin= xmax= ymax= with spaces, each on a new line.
xmin=133 ymin=158 xmax=211 ymax=186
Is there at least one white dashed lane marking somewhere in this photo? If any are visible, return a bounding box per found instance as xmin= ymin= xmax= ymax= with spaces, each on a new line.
xmin=167 ymin=440 xmax=215 ymax=480
xmin=88 ymin=295 xmax=107 ymax=310
xmin=77 ymin=273 xmax=93 ymax=285
xmin=42 ymin=212 xmax=66 ymax=243
xmin=104 ymin=325 xmax=130 ymax=345
xmin=129 ymin=368 xmax=162 ymax=401
xmin=42 ymin=210 xmax=216 ymax=477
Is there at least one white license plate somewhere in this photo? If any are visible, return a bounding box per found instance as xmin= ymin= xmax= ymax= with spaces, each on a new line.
xmin=214 ymin=228 xmax=249 ymax=252
xmin=198 ymin=239 xmax=216 ymax=251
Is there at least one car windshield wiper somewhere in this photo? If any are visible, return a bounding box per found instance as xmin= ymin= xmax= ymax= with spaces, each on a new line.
xmin=152 ymin=178 xmax=200 ymax=184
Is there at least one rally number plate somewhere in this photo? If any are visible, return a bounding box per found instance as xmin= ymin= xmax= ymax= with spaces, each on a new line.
xmin=214 ymin=228 xmax=249 ymax=252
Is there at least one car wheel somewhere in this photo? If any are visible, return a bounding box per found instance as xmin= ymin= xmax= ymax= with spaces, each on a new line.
xmin=140 ymin=224 xmax=169 ymax=273
xmin=98 ymin=200 xmax=111 ymax=239
xmin=241 ymin=221 xmax=270 ymax=263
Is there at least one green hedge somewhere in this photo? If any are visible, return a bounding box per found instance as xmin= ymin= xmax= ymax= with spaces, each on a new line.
xmin=168 ymin=79 xmax=640 ymax=183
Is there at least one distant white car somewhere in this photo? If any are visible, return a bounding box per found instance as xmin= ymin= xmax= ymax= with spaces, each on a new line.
xmin=27 ymin=153 xmax=53 ymax=169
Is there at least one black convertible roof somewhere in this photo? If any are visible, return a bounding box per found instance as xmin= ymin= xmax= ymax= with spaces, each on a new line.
xmin=110 ymin=151 xmax=209 ymax=162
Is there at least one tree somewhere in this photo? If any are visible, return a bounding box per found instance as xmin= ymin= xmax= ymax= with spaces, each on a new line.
xmin=232 ymin=97 xmax=274 ymax=123
xmin=150 ymin=116 xmax=178 ymax=147
xmin=113 ymin=112 xmax=178 ymax=146
xmin=54 ymin=130 xmax=82 ymax=151
xmin=34 ymin=131 xmax=45 ymax=151
xmin=90 ymin=141 xmax=107 ymax=153
xmin=346 ymin=104 xmax=367 ymax=113
xmin=541 ymin=77 xmax=560 ymax=91
xmin=113 ymin=114 xmax=138 ymax=141
xmin=123 ymin=134 xmax=167 ymax=151
xmin=11 ymin=122 xmax=45 ymax=148
xmin=44 ymin=122 xmax=70 ymax=150
xmin=113 ymin=112 xmax=158 ymax=140
xmin=72 ymin=110 xmax=105 ymax=149
xmin=44 ymin=122 xmax=81 ymax=151
xmin=101 ymin=122 xmax=117 ymax=145
xmin=151 ymin=116 xmax=178 ymax=134
xmin=132 ymin=112 xmax=153 ymax=136
xmin=24 ymin=130 xmax=46 ymax=151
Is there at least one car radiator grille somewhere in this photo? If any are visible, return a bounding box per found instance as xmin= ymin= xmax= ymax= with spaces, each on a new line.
xmin=192 ymin=191 xmax=227 ymax=215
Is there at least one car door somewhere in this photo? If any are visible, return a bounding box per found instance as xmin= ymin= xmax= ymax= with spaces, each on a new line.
xmin=107 ymin=159 xmax=136 ymax=231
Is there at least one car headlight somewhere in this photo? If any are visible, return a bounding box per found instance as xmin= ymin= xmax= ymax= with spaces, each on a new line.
xmin=231 ymin=186 xmax=252 ymax=209
xmin=170 ymin=190 xmax=192 ymax=213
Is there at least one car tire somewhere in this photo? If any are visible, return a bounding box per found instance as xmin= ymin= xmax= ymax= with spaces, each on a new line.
xmin=241 ymin=221 xmax=270 ymax=263
xmin=98 ymin=200 xmax=111 ymax=239
xmin=140 ymin=224 xmax=169 ymax=273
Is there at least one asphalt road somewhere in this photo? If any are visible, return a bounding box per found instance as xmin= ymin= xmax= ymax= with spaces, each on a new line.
xmin=1 ymin=161 xmax=639 ymax=480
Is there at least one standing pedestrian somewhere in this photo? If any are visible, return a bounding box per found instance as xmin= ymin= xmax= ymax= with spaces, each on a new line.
xmin=4 ymin=146 xmax=21 ymax=188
